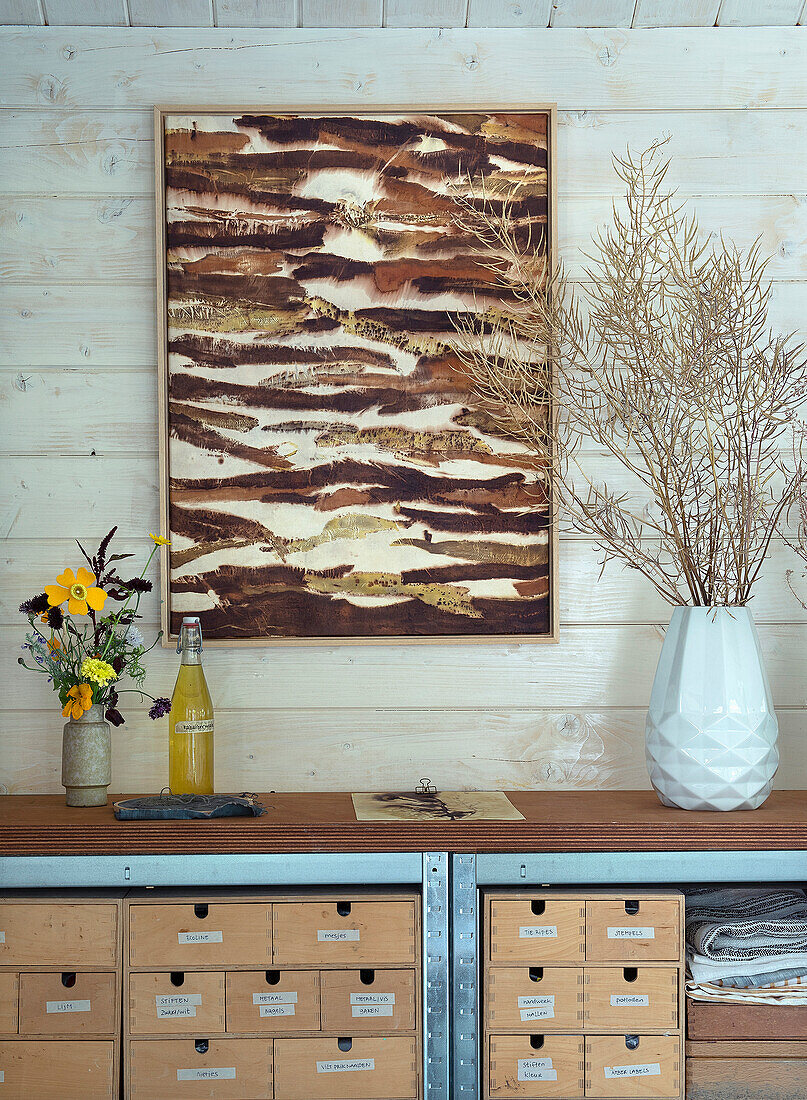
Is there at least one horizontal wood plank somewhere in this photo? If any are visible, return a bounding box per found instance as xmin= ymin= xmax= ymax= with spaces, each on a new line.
xmin=1 ymin=27 xmax=806 ymax=110
xmin=2 ymin=192 xmax=806 ymax=283
xmin=6 ymin=108 xmax=807 ymax=197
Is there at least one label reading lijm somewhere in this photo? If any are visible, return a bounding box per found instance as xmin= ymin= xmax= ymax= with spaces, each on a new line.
xmin=174 ymin=720 xmax=213 ymax=735
xmin=317 ymin=929 xmax=360 ymax=942
xmin=259 ymin=1003 xmax=295 ymax=1018
xmin=157 ymin=1005 xmax=196 ymax=1019
xmin=177 ymin=1068 xmax=235 ymax=1082
xmin=518 ymin=1059 xmax=557 ymax=1082
xmin=178 ymin=931 xmax=223 ymax=944
xmin=350 ymin=993 xmax=395 ymax=1006
xmin=610 ymin=994 xmax=649 ymax=1007
xmin=46 ymin=1000 xmax=91 ymax=1014
xmin=607 ymin=926 xmax=655 ymax=940
xmin=352 ymin=1004 xmax=393 ymax=1017
xmin=316 ymin=1059 xmax=374 ymax=1073
xmin=604 ymin=1063 xmax=661 ymax=1079
xmin=518 ymin=926 xmax=558 ymax=939
xmin=156 ymin=994 xmax=203 ymax=1008
xmin=253 ymin=992 xmax=297 ymax=1005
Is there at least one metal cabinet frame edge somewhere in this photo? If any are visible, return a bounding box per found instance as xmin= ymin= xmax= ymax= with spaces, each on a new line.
xmin=0 ymin=849 xmax=451 ymax=1100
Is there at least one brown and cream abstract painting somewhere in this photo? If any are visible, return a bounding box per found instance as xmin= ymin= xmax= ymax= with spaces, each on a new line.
xmin=159 ymin=110 xmax=554 ymax=641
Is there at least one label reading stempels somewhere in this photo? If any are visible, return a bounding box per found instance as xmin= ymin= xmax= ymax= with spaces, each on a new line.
xmin=610 ymin=994 xmax=649 ymax=1007
xmin=177 ymin=1068 xmax=235 ymax=1081
xmin=174 ymin=720 xmax=213 ymax=735
xmin=519 ymin=925 xmax=558 ymax=939
xmin=178 ymin=931 xmax=223 ymax=944
xmin=604 ymin=1062 xmax=661 ymax=1079
xmin=318 ymin=929 xmax=360 ymax=942
xmin=607 ymin=926 xmax=655 ymax=940
xmin=518 ymin=1058 xmax=557 ymax=1082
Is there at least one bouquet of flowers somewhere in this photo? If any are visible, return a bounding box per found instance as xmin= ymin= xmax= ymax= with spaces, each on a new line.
xmin=18 ymin=529 xmax=171 ymax=726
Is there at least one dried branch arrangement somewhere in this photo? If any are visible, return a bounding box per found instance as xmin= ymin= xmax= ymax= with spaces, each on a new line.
xmin=453 ymin=140 xmax=807 ymax=607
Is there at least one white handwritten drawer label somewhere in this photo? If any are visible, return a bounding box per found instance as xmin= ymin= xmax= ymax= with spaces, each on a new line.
xmin=604 ymin=1062 xmax=661 ymax=1079
xmin=260 ymin=1003 xmax=295 ymax=1017
xmin=253 ymin=991 xmax=297 ymax=1005
xmin=156 ymin=994 xmax=203 ymax=1008
xmin=519 ymin=926 xmax=558 ymax=939
xmin=317 ymin=1059 xmax=375 ymax=1073
xmin=518 ymin=1058 xmax=557 ymax=1082
xmin=353 ymin=1004 xmax=393 ymax=1017
xmin=350 ymin=993 xmax=395 ymax=1006
xmin=607 ymin=926 xmax=655 ymax=940
xmin=0 ymin=1070 xmax=4 ymax=1082
xmin=0 ymin=932 xmax=5 ymax=943
xmin=178 ymin=931 xmax=223 ymax=944
xmin=46 ymin=999 xmax=91 ymax=1014
xmin=177 ymin=1068 xmax=235 ymax=1081
xmin=157 ymin=1005 xmax=196 ymax=1019
xmin=318 ymin=929 xmax=360 ymax=942
xmin=610 ymin=994 xmax=649 ymax=1007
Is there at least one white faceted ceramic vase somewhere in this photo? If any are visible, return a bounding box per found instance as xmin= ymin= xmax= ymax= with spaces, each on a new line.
xmin=645 ymin=606 xmax=778 ymax=811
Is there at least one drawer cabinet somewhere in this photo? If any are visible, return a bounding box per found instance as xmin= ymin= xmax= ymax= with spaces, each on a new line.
xmin=488 ymin=898 xmax=586 ymax=963
xmin=128 ymin=971 xmax=226 ymax=1036
xmin=321 ymin=969 xmax=417 ymax=1032
xmin=0 ymin=1039 xmax=115 ymax=1098
xmin=274 ymin=1036 xmax=419 ymax=1099
xmin=273 ymin=901 xmax=417 ymax=965
xmin=489 ymin=1034 xmax=586 ymax=1098
xmin=584 ymin=969 xmax=678 ymax=1030
xmin=129 ymin=1037 xmax=272 ymax=1099
xmin=486 ymin=967 xmax=583 ymax=1031
xmin=0 ymin=903 xmax=118 ymax=967
xmin=226 ymin=970 xmax=321 ymax=1033
xmin=586 ymin=902 xmax=681 ymax=963
xmin=18 ymin=971 xmax=117 ymax=1036
xmin=585 ymin=1034 xmax=681 ymax=1098
xmin=129 ymin=903 xmax=272 ymax=968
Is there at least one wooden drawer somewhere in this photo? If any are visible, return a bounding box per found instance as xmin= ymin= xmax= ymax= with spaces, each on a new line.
xmin=18 ymin=972 xmax=116 ymax=1036
xmin=488 ymin=1034 xmax=585 ymax=1098
xmin=0 ymin=1039 xmax=115 ymax=1098
xmin=129 ymin=971 xmax=225 ymax=1035
xmin=486 ymin=967 xmax=583 ymax=1031
xmin=586 ymin=900 xmax=681 ymax=963
xmin=273 ymin=901 xmax=417 ymax=965
xmin=0 ymin=903 xmax=117 ymax=967
xmin=321 ymin=969 xmax=416 ymax=1032
xmin=128 ymin=902 xmax=271 ymax=968
xmin=687 ymin=1000 xmax=807 ymax=1040
xmin=585 ymin=1035 xmax=681 ymax=1098
xmin=226 ymin=970 xmax=321 ymax=1033
xmin=686 ymin=1041 xmax=807 ymax=1099
xmin=273 ymin=1036 xmax=419 ymax=1099
xmin=584 ymin=968 xmax=678 ymax=1030
xmin=0 ymin=973 xmax=18 ymax=1035
xmin=488 ymin=898 xmax=586 ymax=963
xmin=129 ymin=1037 xmax=272 ymax=1099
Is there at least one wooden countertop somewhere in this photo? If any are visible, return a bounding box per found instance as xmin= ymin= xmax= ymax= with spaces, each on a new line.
xmin=1 ymin=791 xmax=807 ymax=855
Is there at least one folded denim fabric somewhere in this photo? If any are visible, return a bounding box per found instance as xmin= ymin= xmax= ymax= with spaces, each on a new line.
xmin=113 ymin=793 xmax=266 ymax=819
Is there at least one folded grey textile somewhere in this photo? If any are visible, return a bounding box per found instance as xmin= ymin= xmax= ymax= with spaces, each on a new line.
xmin=686 ymin=887 xmax=807 ymax=961
xmin=113 ymin=793 xmax=266 ymax=820
xmin=716 ymin=966 xmax=807 ymax=988
xmin=687 ymin=947 xmax=807 ymax=984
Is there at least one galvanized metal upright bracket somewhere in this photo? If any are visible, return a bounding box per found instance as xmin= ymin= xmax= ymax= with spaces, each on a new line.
xmin=423 ymin=852 xmax=450 ymax=1098
xmin=451 ymin=853 xmax=479 ymax=1097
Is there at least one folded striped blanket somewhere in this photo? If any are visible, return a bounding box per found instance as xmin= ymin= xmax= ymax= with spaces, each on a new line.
xmin=686 ymin=887 xmax=807 ymax=961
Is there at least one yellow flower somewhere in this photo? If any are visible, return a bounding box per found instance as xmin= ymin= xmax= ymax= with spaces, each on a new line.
xmin=149 ymin=533 xmax=171 ymax=546
xmin=62 ymin=683 xmax=93 ymax=720
xmin=80 ymin=657 xmax=117 ymax=686
xmin=45 ymin=567 xmax=107 ymax=616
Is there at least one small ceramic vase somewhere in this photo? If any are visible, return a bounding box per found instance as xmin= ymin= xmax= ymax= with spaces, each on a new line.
xmin=62 ymin=703 xmax=111 ymax=807
xmin=645 ymin=606 xmax=779 ymax=811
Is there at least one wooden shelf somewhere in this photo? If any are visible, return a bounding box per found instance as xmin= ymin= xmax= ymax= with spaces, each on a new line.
xmin=2 ymin=791 xmax=807 ymax=856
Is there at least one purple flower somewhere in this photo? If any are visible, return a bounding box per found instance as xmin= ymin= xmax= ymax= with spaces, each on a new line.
xmin=20 ymin=594 xmax=49 ymax=615
xmin=105 ymin=708 xmax=125 ymax=727
xmin=148 ymin=697 xmax=171 ymax=720
xmin=121 ymin=577 xmax=153 ymax=593
xmin=47 ymin=606 xmax=64 ymax=629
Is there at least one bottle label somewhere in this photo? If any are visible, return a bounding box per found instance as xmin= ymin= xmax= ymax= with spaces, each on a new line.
xmin=175 ymin=720 xmax=213 ymax=735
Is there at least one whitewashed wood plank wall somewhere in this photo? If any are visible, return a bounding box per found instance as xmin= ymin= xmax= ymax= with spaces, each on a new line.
xmin=1 ymin=26 xmax=806 ymax=796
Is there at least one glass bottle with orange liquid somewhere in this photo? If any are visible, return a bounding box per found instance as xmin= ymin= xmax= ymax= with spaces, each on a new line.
xmin=169 ymin=616 xmax=214 ymax=794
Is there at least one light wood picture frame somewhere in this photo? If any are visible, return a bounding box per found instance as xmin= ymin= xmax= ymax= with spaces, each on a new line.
xmin=156 ymin=105 xmax=558 ymax=646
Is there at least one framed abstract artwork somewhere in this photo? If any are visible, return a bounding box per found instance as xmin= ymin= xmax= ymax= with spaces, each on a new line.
xmin=156 ymin=106 xmax=557 ymax=644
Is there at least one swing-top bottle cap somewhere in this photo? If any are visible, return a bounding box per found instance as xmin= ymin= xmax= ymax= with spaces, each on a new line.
xmin=182 ymin=616 xmax=201 ymax=624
